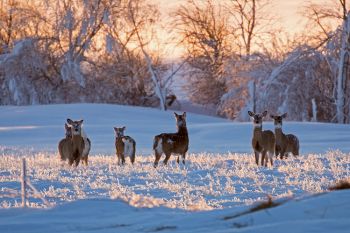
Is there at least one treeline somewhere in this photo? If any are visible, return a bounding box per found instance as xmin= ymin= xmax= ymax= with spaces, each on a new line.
xmin=0 ymin=0 xmax=168 ymax=107
xmin=1 ymin=0 xmax=350 ymax=123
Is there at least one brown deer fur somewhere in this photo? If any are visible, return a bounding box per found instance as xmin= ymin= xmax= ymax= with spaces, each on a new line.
xmin=114 ymin=127 xmax=136 ymax=165
xmin=58 ymin=123 xmax=73 ymax=163
xmin=66 ymin=119 xmax=85 ymax=166
xmin=270 ymin=113 xmax=299 ymax=159
xmin=248 ymin=111 xmax=275 ymax=167
xmin=153 ymin=112 xmax=189 ymax=168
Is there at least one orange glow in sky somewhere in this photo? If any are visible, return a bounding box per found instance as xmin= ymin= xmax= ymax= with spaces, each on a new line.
xmin=151 ymin=0 xmax=342 ymax=58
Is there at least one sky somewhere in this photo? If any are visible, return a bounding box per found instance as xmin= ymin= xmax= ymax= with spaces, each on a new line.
xmin=151 ymin=0 xmax=337 ymax=58
xmin=154 ymin=0 xmax=334 ymax=34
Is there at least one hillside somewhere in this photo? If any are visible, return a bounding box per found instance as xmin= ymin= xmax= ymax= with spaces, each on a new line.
xmin=0 ymin=104 xmax=349 ymax=232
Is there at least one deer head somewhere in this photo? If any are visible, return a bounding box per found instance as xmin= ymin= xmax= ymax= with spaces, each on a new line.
xmin=174 ymin=112 xmax=186 ymax=128
xmin=248 ymin=111 xmax=267 ymax=128
xmin=64 ymin=123 xmax=72 ymax=138
xmin=270 ymin=113 xmax=287 ymax=128
xmin=67 ymin=119 xmax=83 ymax=136
xmin=114 ymin=126 xmax=126 ymax=138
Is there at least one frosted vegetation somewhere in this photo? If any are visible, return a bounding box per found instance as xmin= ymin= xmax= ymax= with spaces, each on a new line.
xmin=1 ymin=147 xmax=349 ymax=210
xmin=1 ymin=0 xmax=350 ymax=122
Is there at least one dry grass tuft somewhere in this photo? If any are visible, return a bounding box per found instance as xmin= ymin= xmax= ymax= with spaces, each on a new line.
xmin=328 ymin=179 xmax=350 ymax=191
xmin=224 ymin=195 xmax=284 ymax=220
xmin=250 ymin=195 xmax=281 ymax=212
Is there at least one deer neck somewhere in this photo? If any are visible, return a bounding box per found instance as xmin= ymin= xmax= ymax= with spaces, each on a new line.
xmin=274 ymin=127 xmax=284 ymax=138
xmin=71 ymin=134 xmax=82 ymax=143
xmin=177 ymin=125 xmax=188 ymax=137
xmin=253 ymin=126 xmax=263 ymax=140
xmin=115 ymin=135 xmax=123 ymax=142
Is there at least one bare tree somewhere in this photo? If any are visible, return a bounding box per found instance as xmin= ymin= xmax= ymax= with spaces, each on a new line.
xmin=173 ymin=0 xmax=231 ymax=106
xmin=226 ymin=0 xmax=273 ymax=58
xmin=125 ymin=0 xmax=183 ymax=110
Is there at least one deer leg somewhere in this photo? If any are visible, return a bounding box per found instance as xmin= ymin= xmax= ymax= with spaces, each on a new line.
xmin=74 ymin=157 xmax=80 ymax=167
xmin=68 ymin=157 xmax=74 ymax=166
xmin=176 ymin=156 xmax=180 ymax=164
xmin=163 ymin=153 xmax=171 ymax=165
xmin=280 ymin=149 xmax=285 ymax=160
xmin=269 ymin=151 xmax=274 ymax=166
xmin=154 ymin=152 xmax=162 ymax=168
xmin=254 ymin=151 xmax=259 ymax=165
xmin=130 ymin=153 xmax=135 ymax=165
xmin=182 ymin=153 xmax=186 ymax=165
xmin=292 ymin=148 xmax=299 ymax=157
xmin=117 ymin=155 xmax=121 ymax=165
xmin=261 ymin=150 xmax=267 ymax=167
xmin=121 ymin=154 xmax=126 ymax=165
xmin=275 ymin=146 xmax=280 ymax=159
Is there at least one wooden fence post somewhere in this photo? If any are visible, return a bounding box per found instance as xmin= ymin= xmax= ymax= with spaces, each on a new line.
xmin=21 ymin=158 xmax=27 ymax=208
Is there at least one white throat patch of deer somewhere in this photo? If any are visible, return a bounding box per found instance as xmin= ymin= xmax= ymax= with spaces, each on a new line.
xmin=153 ymin=112 xmax=189 ymax=168
xmin=114 ymin=127 xmax=136 ymax=165
xmin=270 ymin=113 xmax=299 ymax=159
xmin=248 ymin=111 xmax=275 ymax=167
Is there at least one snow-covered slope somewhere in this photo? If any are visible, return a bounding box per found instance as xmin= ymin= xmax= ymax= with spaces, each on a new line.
xmin=0 ymin=190 xmax=349 ymax=233
xmin=0 ymin=104 xmax=349 ymax=233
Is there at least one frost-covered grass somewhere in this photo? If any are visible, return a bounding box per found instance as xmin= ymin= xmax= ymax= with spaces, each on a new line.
xmin=1 ymin=146 xmax=349 ymax=210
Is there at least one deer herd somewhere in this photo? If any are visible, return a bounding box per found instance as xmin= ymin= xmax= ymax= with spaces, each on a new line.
xmin=58 ymin=111 xmax=299 ymax=168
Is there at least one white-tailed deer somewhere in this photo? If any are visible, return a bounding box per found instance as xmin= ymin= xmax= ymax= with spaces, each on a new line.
xmin=270 ymin=113 xmax=299 ymax=159
xmin=58 ymin=120 xmax=90 ymax=166
xmin=58 ymin=123 xmax=73 ymax=164
xmin=80 ymin=125 xmax=91 ymax=166
xmin=66 ymin=119 xmax=85 ymax=166
xmin=248 ymin=111 xmax=275 ymax=167
xmin=114 ymin=127 xmax=136 ymax=165
xmin=153 ymin=112 xmax=189 ymax=168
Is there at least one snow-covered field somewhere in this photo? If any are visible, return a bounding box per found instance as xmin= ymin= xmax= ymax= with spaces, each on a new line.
xmin=0 ymin=104 xmax=349 ymax=232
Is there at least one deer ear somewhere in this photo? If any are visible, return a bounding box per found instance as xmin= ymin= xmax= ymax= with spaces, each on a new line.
xmin=78 ymin=120 xmax=83 ymax=125
xmin=113 ymin=127 xmax=118 ymax=132
xmin=262 ymin=111 xmax=268 ymax=117
xmin=174 ymin=112 xmax=178 ymax=117
xmin=248 ymin=111 xmax=254 ymax=117
xmin=67 ymin=119 xmax=73 ymax=124
xmin=122 ymin=126 xmax=126 ymax=131
xmin=282 ymin=113 xmax=287 ymax=118
xmin=183 ymin=112 xmax=186 ymax=118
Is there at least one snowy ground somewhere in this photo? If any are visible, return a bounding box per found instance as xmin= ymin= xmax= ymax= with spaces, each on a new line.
xmin=0 ymin=104 xmax=349 ymax=232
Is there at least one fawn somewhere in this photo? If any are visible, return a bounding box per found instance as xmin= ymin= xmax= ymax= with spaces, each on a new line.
xmin=114 ymin=127 xmax=136 ymax=165
xmin=153 ymin=112 xmax=189 ymax=168
xmin=248 ymin=111 xmax=275 ymax=167
xmin=270 ymin=113 xmax=299 ymax=159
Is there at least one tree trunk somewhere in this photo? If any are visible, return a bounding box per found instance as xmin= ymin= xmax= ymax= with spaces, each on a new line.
xmin=336 ymin=12 xmax=350 ymax=124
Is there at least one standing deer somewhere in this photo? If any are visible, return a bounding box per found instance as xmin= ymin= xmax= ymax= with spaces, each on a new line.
xmin=114 ymin=127 xmax=136 ymax=165
xmin=270 ymin=113 xmax=299 ymax=159
xmin=80 ymin=125 xmax=91 ymax=166
xmin=153 ymin=112 xmax=189 ymax=168
xmin=248 ymin=111 xmax=275 ymax=167
xmin=66 ymin=119 xmax=85 ymax=166
xmin=58 ymin=123 xmax=73 ymax=164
